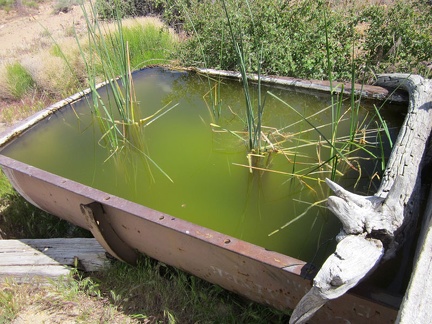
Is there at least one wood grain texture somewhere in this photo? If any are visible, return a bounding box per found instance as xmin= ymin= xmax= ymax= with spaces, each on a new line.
xmin=397 ymin=185 xmax=432 ymax=323
xmin=0 ymin=238 xmax=108 ymax=282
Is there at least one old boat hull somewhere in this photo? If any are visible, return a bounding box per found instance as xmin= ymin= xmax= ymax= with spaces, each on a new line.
xmin=0 ymin=68 xmax=403 ymax=322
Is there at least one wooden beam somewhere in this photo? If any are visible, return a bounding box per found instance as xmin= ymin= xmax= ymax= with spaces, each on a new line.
xmin=0 ymin=238 xmax=108 ymax=282
xmin=397 ymin=186 xmax=432 ymax=323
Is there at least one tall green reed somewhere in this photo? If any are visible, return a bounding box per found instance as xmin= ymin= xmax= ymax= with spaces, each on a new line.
xmin=215 ymin=0 xmax=383 ymax=180
xmin=215 ymin=0 xmax=391 ymax=186
xmin=79 ymin=1 xmax=139 ymax=154
xmin=264 ymin=10 xmax=393 ymax=235
xmin=177 ymin=0 xmax=224 ymax=120
xmin=73 ymin=0 xmax=177 ymax=180
xmin=177 ymin=0 xmax=269 ymax=159
xmin=221 ymin=0 xmax=268 ymax=170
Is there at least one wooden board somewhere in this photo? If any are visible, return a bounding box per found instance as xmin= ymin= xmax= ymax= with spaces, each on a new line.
xmin=397 ymin=188 xmax=432 ymax=323
xmin=0 ymin=238 xmax=108 ymax=282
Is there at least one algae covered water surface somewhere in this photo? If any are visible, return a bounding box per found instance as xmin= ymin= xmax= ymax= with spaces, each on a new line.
xmin=2 ymin=67 xmax=402 ymax=266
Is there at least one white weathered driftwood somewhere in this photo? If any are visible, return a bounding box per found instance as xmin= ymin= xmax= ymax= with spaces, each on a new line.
xmin=290 ymin=74 xmax=432 ymax=323
xmin=397 ymin=183 xmax=432 ymax=323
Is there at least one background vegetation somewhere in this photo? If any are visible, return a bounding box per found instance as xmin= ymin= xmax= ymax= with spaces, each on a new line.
xmin=91 ymin=0 xmax=431 ymax=82
xmin=0 ymin=0 xmax=45 ymax=12
xmin=0 ymin=9 xmax=178 ymax=124
xmin=1 ymin=0 xmax=430 ymax=112
xmin=168 ymin=0 xmax=432 ymax=83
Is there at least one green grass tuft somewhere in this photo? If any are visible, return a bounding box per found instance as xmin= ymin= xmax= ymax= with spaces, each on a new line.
xmin=5 ymin=62 xmax=36 ymax=100
xmin=92 ymin=255 xmax=291 ymax=323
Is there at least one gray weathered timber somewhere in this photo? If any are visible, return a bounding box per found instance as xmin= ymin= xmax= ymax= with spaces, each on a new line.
xmin=0 ymin=238 xmax=108 ymax=282
xmin=397 ymin=182 xmax=432 ymax=323
xmin=290 ymin=74 xmax=432 ymax=323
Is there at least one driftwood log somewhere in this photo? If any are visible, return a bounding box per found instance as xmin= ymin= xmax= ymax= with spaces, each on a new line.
xmin=290 ymin=74 xmax=432 ymax=323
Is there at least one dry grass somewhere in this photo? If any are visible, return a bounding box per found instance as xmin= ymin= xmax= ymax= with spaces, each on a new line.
xmin=20 ymin=44 xmax=85 ymax=97
xmin=0 ymin=2 xmax=177 ymax=124
xmin=0 ymin=276 xmax=139 ymax=323
xmin=0 ymin=94 xmax=50 ymax=126
xmin=328 ymin=0 xmax=398 ymax=6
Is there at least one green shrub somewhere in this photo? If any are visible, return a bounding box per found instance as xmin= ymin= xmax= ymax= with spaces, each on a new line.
xmin=54 ymin=0 xmax=83 ymax=13
xmin=0 ymin=0 xmax=14 ymax=11
xmin=95 ymin=0 xmax=184 ymax=29
xmin=163 ymin=0 xmax=432 ymax=82
xmin=95 ymin=0 xmax=163 ymax=19
xmin=171 ymin=0 xmax=358 ymax=80
xmin=5 ymin=62 xmax=36 ymax=99
xmin=358 ymin=0 xmax=432 ymax=79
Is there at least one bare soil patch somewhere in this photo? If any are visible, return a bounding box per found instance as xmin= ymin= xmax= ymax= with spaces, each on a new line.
xmin=0 ymin=2 xmax=86 ymax=62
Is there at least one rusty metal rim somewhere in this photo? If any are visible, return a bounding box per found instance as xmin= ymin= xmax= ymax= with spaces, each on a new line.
xmin=0 ymin=154 xmax=308 ymax=276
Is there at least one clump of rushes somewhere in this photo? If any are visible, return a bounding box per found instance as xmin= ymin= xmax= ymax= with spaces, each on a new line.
xmin=214 ymin=3 xmax=393 ymax=234
xmin=4 ymin=62 xmax=36 ymax=100
xmin=267 ymin=90 xmax=392 ymax=236
xmin=217 ymin=0 xmax=270 ymax=171
xmin=76 ymin=0 xmax=176 ymax=180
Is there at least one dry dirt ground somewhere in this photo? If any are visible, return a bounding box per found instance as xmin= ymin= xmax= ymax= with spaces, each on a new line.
xmin=0 ymin=1 xmax=88 ymax=132
xmin=0 ymin=2 xmax=86 ymax=61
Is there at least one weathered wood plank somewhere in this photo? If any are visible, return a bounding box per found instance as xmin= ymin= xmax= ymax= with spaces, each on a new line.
xmin=0 ymin=265 xmax=70 ymax=278
xmin=0 ymin=238 xmax=109 ymax=282
xmin=0 ymin=253 xmax=63 ymax=265
xmin=397 ymin=187 xmax=432 ymax=323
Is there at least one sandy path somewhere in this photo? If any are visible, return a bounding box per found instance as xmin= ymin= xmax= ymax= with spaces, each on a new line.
xmin=0 ymin=1 xmax=86 ymax=62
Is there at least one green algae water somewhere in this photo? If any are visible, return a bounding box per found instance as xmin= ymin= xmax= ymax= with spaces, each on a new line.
xmin=2 ymin=67 xmax=402 ymax=266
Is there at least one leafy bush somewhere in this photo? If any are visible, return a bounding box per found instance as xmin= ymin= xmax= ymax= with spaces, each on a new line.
xmin=358 ymin=1 xmax=432 ymax=79
xmin=0 ymin=0 xmax=14 ymax=12
xmin=95 ymin=0 xmax=166 ymax=19
xmin=158 ymin=0 xmax=432 ymax=82
xmin=54 ymin=0 xmax=83 ymax=14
